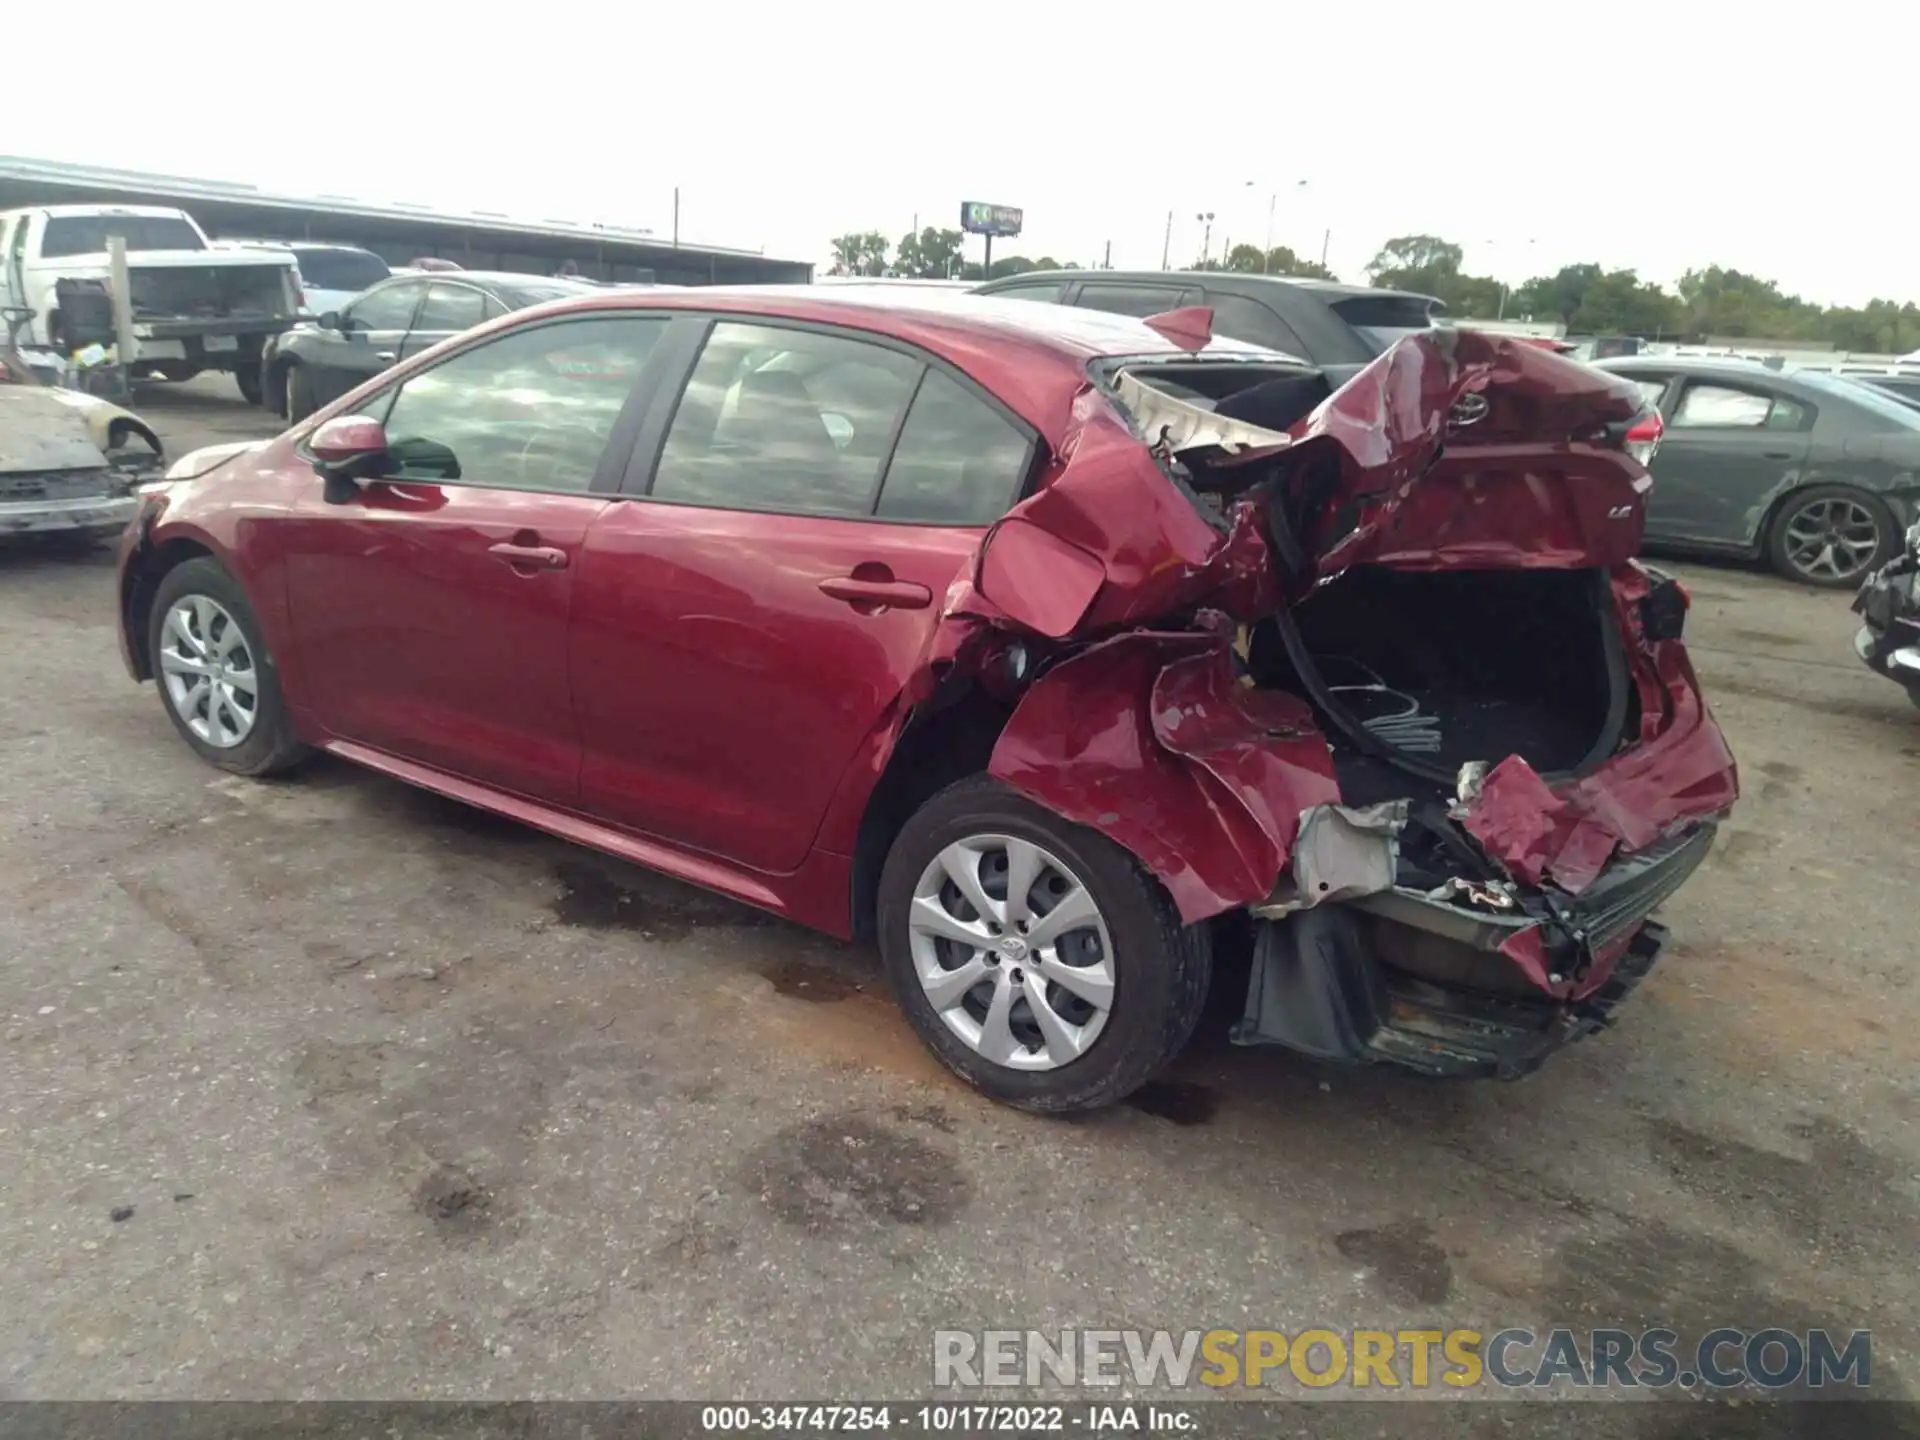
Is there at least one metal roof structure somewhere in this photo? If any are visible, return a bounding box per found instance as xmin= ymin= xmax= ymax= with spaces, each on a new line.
xmin=0 ymin=155 xmax=811 ymax=286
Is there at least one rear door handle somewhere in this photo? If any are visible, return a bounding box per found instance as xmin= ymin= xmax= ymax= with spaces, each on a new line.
xmin=1762 ymin=450 xmax=1794 ymax=460
xmin=488 ymin=542 xmax=568 ymax=571
xmin=375 ymin=351 xmax=396 ymax=362
xmin=818 ymin=576 xmax=931 ymax=610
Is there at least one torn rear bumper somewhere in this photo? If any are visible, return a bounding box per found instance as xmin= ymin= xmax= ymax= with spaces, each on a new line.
xmin=1233 ymin=822 xmax=1714 ymax=1078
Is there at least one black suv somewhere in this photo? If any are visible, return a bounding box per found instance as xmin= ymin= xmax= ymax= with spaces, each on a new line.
xmin=974 ymin=270 xmax=1442 ymax=384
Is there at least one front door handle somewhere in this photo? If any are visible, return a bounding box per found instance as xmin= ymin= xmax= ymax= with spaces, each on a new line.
xmin=1761 ymin=450 xmax=1794 ymax=460
xmin=375 ymin=351 xmax=396 ymax=362
xmin=488 ymin=542 xmax=568 ymax=571
xmin=818 ymin=575 xmax=932 ymax=610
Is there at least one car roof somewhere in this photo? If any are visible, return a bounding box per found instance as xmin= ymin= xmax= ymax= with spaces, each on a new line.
xmin=1598 ymin=355 xmax=1798 ymax=383
xmin=528 ymin=283 xmax=1285 ymax=365
xmin=981 ymin=268 xmax=1440 ymax=306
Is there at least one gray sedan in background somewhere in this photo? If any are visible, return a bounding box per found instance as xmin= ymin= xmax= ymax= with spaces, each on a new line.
xmin=1598 ymin=357 xmax=1920 ymax=587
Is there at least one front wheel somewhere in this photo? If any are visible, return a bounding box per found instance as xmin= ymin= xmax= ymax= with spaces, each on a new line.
xmin=1766 ymin=485 xmax=1898 ymax=588
xmin=234 ymin=361 xmax=263 ymax=405
xmin=284 ymin=362 xmax=315 ymax=423
xmin=147 ymin=558 xmax=308 ymax=775
xmin=876 ymin=776 xmax=1211 ymax=1112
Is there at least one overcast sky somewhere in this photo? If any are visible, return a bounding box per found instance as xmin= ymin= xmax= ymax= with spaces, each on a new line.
xmin=8 ymin=2 xmax=1910 ymax=307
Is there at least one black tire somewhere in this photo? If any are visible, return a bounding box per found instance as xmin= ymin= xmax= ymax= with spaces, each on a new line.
xmin=234 ymin=361 xmax=263 ymax=406
xmin=147 ymin=557 xmax=308 ymax=776
xmin=1764 ymin=484 xmax=1899 ymax=589
xmin=876 ymin=775 xmax=1211 ymax=1113
xmin=285 ymin=363 xmax=315 ymax=423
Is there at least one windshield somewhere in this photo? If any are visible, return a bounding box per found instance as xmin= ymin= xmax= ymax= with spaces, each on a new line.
xmin=1794 ymin=370 xmax=1920 ymax=429
xmin=293 ymin=247 xmax=389 ymax=292
xmin=40 ymin=214 xmax=205 ymax=257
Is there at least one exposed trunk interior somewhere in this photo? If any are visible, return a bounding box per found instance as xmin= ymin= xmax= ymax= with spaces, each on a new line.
xmin=1249 ymin=566 xmax=1630 ymax=810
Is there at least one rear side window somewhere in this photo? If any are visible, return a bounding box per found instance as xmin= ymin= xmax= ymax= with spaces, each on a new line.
xmin=1326 ymin=294 xmax=1436 ymax=351
xmin=651 ymin=322 xmax=922 ymax=517
xmin=1625 ymin=376 xmax=1671 ymax=408
xmin=877 ymin=370 xmax=1033 ymax=525
xmin=293 ymin=247 xmax=389 ymax=292
xmin=1671 ymin=383 xmax=1810 ymax=431
xmin=1200 ymin=293 xmax=1307 ymax=356
xmin=990 ymin=282 xmax=1067 ymax=304
xmin=1073 ymin=283 xmax=1194 ymax=319
xmin=415 ymin=283 xmax=487 ymax=333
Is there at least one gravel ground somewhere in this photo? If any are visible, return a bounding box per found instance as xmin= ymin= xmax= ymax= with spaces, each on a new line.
xmin=2 ymin=376 xmax=1916 ymax=1429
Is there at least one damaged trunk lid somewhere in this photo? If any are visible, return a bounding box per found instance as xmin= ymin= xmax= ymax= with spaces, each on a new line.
xmin=947 ymin=322 xmax=1735 ymax=1010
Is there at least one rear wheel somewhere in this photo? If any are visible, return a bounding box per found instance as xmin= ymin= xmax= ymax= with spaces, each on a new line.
xmin=877 ymin=776 xmax=1211 ymax=1112
xmin=285 ymin=363 xmax=315 ymax=423
xmin=1766 ymin=485 xmax=1897 ymax=588
xmin=234 ymin=361 xmax=263 ymax=405
xmin=147 ymin=558 xmax=307 ymax=775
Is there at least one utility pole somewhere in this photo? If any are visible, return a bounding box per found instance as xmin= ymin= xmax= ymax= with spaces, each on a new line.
xmin=672 ymin=187 xmax=680 ymax=249
xmin=1103 ymin=239 xmax=1111 ymax=270
xmin=1263 ymin=192 xmax=1276 ymax=272
xmin=1160 ymin=211 xmax=1172 ymax=270
xmin=1320 ymin=228 xmax=1330 ymax=269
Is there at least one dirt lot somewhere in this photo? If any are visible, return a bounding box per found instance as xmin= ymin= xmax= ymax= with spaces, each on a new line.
xmin=2 ymin=376 xmax=1916 ymax=1424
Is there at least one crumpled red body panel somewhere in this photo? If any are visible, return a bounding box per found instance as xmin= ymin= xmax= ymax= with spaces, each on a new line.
xmin=901 ymin=330 xmax=1730 ymax=935
xmin=989 ymin=624 xmax=1339 ymax=923
xmin=1461 ymin=566 xmax=1740 ymax=897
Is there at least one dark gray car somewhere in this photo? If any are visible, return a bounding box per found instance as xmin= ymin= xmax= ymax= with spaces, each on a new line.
xmin=264 ymin=272 xmax=602 ymax=422
xmin=975 ymin=270 xmax=1440 ymax=386
xmin=1597 ymin=357 xmax=1920 ymax=588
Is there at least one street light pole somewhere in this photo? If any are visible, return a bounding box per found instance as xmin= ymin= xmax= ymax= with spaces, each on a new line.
xmin=1196 ymin=212 xmax=1215 ymax=266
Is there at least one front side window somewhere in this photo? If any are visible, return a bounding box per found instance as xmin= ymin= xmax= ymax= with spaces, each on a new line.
xmin=650 ymin=322 xmax=922 ymax=517
xmin=876 ymin=370 xmax=1032 ymax=525
xmin=374 ymin=315 xmax=667 ymax=492
xmin=414 ymin=282 xmax=487 ymax=333
xmin=1671 ymin=382 xmax=1808 ymax=431
xmin=343 ymin=282 xmax=424 ymax=332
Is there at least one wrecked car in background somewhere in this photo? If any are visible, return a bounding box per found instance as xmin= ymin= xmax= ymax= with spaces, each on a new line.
xmin=1 ymin=349 xmax=163 ymax=540
xmin=1852 ymin=518 xmax=1920 ymax=708
xmin=115 ymin=288 xmax=1736 ymax=1112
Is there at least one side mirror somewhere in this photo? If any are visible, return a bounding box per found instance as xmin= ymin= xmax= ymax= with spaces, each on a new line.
xmin=309 ymin=415 xmax=388 ymax=502
xmin=317 ymin=311 xmax=342 ymax=331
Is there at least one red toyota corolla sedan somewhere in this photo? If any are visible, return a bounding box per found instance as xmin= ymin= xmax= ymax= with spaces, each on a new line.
xmin=116 ymin=287 xmax=1737 ymax=1111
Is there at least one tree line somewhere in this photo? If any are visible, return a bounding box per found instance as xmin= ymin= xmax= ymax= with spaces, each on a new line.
xmin=830 ymin=226 xmax=1920 ymax=353
xmin=1366 ymin=235 xmax=1920 ymax=353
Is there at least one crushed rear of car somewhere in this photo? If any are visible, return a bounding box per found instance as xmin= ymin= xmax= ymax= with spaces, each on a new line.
xmin=916 ymin=318 xmax=1737 ymax=1080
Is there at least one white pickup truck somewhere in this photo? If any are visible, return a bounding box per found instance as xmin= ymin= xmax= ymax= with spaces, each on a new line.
xmin=0 ymin=204 xmax=299 ymax=400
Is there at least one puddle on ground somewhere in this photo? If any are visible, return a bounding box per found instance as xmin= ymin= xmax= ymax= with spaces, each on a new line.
xmin=549 ymin=859 xmax=777 ymax=940
xmin=1125 ymin=1079 xmax=1220 ymax=1127
xmin=764 ymin=958 xmax=860 ymax=1002
xmin=740 ymin=1114 xmax=970 ymax=1234
xmin=1334 ymin=1220 xmax=1455 ymax=1304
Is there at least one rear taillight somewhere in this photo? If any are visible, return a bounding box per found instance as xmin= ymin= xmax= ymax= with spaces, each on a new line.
xmin=1625 ymin=410 xmax=1664 ymax=466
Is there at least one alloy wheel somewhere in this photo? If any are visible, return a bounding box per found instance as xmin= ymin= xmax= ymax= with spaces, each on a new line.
xmin=158 ymin=595 xmax=259 ymax=748
xmin=1781 ymin=496 xmax=1883 ymax=584
xmin=906 ymin=834 xmax=1115 ymax=1071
